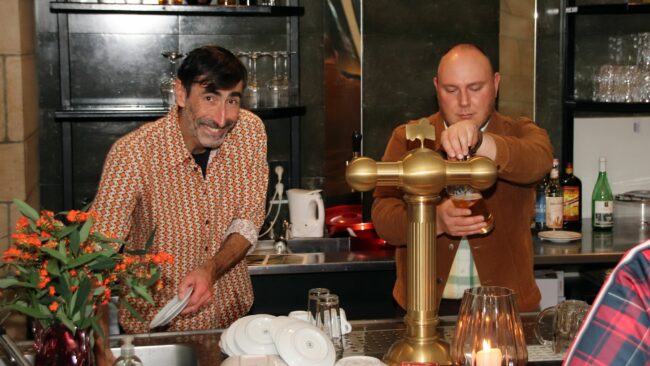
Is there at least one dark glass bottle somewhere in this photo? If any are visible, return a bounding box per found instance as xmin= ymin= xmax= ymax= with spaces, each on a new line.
xmin=561 ymin=163 xmax=582 ymax=231
xmin=545 ymin=159 xmax=563 ymax=230
xmin=534 ymin=174 xmax=549 ymax=231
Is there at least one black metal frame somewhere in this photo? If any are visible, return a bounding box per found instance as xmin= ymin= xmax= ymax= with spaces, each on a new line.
xmin=561 ymin=1 xmax=650 ymax=165
xmin=50 ymin=1 xmax=304 ymax=209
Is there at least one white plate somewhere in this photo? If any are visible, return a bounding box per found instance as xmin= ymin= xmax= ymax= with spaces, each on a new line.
xmin=275 ymin=321 xmax=335 ymax=366
xmin=220 ymin=331 xmax=236 ymax=357
xmin=269 ymin=316 xmax=299 ymax=342
xmin=335 ymin=356 xmax=387 ymax=366
xmin=234 ymin=314 xmax=278 ymax=355
xmin=221 ymin=355 xmax=288 ymax=366
xmin=149 ymin=287 xmax=193 ymax=329
xmin=538 ymin=230 xmax=582 ymax=243
xmin=225 ymin=317 xmax=247 ymax=356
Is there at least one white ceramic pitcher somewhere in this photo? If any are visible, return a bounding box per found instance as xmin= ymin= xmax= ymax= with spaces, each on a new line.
xmin=286 ymin=189 xmax=325 ymax=238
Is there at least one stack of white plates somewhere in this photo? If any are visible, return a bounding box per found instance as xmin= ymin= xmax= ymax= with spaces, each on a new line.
xmin=335 ymin=356 xmax=387 ymax=366
xmin=149 ymin=288 xmax=193 ymax=329
xmin=220 ymin=313 xmax=336 ymax=366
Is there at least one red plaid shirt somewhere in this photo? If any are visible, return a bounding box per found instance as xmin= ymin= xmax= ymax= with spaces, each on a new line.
xmin=564 ymin=239 xmax=650 ymax=365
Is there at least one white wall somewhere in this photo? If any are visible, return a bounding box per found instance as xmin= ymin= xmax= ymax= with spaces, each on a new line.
xmin=574 ymin=116 xmax=650 ymax=218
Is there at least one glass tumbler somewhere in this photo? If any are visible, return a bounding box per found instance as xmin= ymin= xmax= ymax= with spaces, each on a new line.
xmin=307 ymin=287 xmax=329 ymax=324
xmin=446 ymin=185 xmax=494 ymax=234
xmin=451 ymin=286 xmax=528 ymax=366
xmin=315 ymin=293 xmax=344 ymax=357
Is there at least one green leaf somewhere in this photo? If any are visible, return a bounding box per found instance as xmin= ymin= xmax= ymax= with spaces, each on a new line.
xmin=69 ymin=229 xmax=80 ymax=256
xmin=64 ymin=252 xmax=102 ymax=269
xmin=46 ymin=260 xmax=61 ymax=277
xmin=55 ymin=224 xmax=78 ymax=240
xmin=9 ymin=303 xmax=48 ymax=319
xmin=121 ymin=299 xmax=145 ymax=322
xmin=79 ymin=217 xmax=93 ymax=244
xmin=41 ymin=247 xmax=68 ymax=264
xmin=93 ymin=286 xmax=105 ymax=297
xmin=54 ymin=280 xmax=71 ymax=300
xmin=74 ymin=277 xmax=91 ymax=316
xmin=144 ymin=270 xmax=161 ymax=287
xmin=56 ymin=308 xmax=76 ymax=332
xmin=12 ymin=199 xmax=39 ymax=222
xmin=0 ymin=278 xmax=38 ymax=289
xmin=131 ymin=284 xmax=154 ymax=304
xmin=88 ymin=257 xmax=117 ymax=271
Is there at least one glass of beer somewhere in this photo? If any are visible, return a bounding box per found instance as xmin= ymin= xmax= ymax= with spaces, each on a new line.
xmin=446 ymin=185 xmax=494 ymax=234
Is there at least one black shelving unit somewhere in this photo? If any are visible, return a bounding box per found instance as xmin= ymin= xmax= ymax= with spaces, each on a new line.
xmin=562 ymin=1 xmax=650 ymax=165
xmin=49 ymin=1 xmax=304 ymax=209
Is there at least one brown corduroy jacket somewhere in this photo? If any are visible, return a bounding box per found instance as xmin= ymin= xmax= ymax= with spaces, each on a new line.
xmin=372 ymin=111 xmax=554 ymax=312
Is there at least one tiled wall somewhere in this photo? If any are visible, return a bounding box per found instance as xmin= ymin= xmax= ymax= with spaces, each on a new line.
xmin=499 ymin=0 xmax=535 ymax=119
xmin=0 ymin=0 xmax=38 ymax=341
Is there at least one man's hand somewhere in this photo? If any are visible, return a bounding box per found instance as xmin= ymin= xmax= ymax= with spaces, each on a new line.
xmin=440 ymin=120 xmax=481 ymax=161
xmin=178 ymin=266 xmax=214 ymax=315
xmin=436 ymin=199 xmax=487 ymax=237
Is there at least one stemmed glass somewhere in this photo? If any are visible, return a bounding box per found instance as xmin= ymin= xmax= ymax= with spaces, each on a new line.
xmin=279 ymin=51 xmax=290 ymax=105
xmin=240 ymin=51 xmax=260 ymax=109
xmin=265 ymin=51 xmax=283 ymax=107
xmin=159 ymin=51 xmax=184 ymax=109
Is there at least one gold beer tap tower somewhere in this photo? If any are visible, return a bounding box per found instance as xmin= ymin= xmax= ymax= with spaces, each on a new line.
xmin=345 ymin=119 xmax=497 ymax=366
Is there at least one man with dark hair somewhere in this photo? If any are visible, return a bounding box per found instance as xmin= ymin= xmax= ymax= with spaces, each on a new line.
xmin=92 ymin=44 xmax=267 ymax=338
xmin=372 ymin=43 xmax=554 ymax=314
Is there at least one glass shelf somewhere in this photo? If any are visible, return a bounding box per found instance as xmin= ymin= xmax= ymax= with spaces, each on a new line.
xmin=564 ymin=100 xmax=650 ymax=113
xmin=50 ymin=2 xmax=304 ymax=16
xmin=53 ymin=105 xmax=306 ymax=121
xmin=568 ymin=3 xmax=650 ymax=15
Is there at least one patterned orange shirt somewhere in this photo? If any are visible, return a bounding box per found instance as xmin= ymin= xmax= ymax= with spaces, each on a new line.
xmin=92 ymin=106 xmax=268 ymax=333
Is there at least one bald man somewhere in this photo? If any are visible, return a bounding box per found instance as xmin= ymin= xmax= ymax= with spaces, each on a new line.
xmin=372 ymin=43 xmax=554 ymax=313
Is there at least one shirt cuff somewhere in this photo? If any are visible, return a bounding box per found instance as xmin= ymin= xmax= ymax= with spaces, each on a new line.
xmin=224 ymin=219 xmax=259 ymax=254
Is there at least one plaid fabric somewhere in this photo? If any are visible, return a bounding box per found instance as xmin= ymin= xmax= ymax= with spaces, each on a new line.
xmin=442 ymin=237 xmax=480 ymax=299
xmin=564 ymin=239 xmax=650 ymax=365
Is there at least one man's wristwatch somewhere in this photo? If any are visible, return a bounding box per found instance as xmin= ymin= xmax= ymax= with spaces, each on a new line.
xmin=468 ymin=130 xmax=483 ymax=156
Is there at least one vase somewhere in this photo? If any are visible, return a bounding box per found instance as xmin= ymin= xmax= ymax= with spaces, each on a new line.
xmin=32 ymin=322 xmax=94 ymax=366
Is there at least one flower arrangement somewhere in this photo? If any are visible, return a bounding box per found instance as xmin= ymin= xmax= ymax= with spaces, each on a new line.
xmin=0 ymin=199 xmax=173 ymax=337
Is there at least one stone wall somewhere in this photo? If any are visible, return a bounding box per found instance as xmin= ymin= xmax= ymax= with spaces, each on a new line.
xmin=499 ymin=0 xmax=535 ymax=119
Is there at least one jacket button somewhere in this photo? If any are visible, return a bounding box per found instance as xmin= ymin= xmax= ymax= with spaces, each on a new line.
xmin=437 ymin=277 xmax=444 ymax=284
xmin=204 ymin=246 xmax=209 ymax=252
xmin=448 ymin=243 xmax=455 ymax=251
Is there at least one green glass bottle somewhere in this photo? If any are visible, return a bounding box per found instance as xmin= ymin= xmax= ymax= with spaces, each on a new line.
xmin=591 ymin=156 xmax=614 ymax=231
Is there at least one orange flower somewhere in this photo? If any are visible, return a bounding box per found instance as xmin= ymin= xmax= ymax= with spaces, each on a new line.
xmin=66 ymin=210 xmax=79 ymax=223
xmin=11 ymin=233 xmax=41 ymax=247
xmin=77 ymin=212 xmax=89 ymax=222
xmin=15 ymin=216 xmax=29 ymax=231
xmin=48 ymin=301 xmax=58 ymax=312
xmin=3 ymin=247 xmax=22 ymax=262
xmin=69 ymin=269 xmax=77 ymax=277
xmin=38 ymin=278 xmax=50 ymax=289
xmin=48 ymin=286 xmax=56 ymax=296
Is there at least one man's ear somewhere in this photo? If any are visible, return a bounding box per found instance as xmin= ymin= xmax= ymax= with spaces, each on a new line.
xmin=493 ymin=72 xmax=501 ymax=95
xmin=433 ymin=76 xmax=439 ymax=89
xmin=175 ymin=79 xmax=187 ymax=108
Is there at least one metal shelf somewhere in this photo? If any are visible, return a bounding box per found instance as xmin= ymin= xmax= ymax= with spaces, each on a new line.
xmin=53 ymin=105 xmax=306 ymax=121
xmin=565 ymin=100 xmax=650 ymax=113
xmin=50 ymin=2 xmax=304 ymax=16
xmin=567 ymin=3 xmax=650 ymax=15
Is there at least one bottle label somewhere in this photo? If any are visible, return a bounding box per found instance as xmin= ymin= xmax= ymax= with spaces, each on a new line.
xmin=546 ymin=196 xmax=563 ymax=229
xmin=563 ymin=186 xmax=580 ymax=220
xmin=535 ymin=192 xmax=546 ymax=225
xmin=594 ymin=200 xmax=614 ymax=228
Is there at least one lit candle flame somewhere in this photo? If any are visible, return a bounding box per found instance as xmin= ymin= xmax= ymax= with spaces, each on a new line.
xmin=482 ymin=339 xmax=491 ymax=351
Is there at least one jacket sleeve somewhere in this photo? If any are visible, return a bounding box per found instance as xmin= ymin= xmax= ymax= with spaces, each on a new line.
xmin=491 ymin=118 xmax=554 ymax=185
xmin=371 ymin=126 xmax=409 ymax=245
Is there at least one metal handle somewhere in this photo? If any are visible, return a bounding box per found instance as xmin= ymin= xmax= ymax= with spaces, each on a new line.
xmin=0 ymin=332 xmax=32 ymax=366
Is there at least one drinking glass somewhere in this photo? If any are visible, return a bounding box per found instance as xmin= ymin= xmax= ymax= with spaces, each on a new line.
xmin=278 ymin=51 xmax=290 ymax=105
xmin=159 ymin=51 xmax=184 ymax=109
xmin=534 ymin=300 xmax=590 ymax=354
xmin=315 ymin=293 xmax=344 ymax=357
xmin=241 ymin=51 xmax=260 ymax=109
xmin=451 ymin=286 xmax=528 ymax=366
xmin=265 ymin=51 xmax=282 ymax=107
xmin=307 ymin=287 xmax=329 ymax=324
xmin=446 ymin=185 xmax=494 ymax=234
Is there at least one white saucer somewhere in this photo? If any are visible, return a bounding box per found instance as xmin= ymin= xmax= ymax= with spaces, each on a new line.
xmin=149 ymin=287 xmax=193 ymax=329
xmin=221 ymin=355 xmax=288 ymax=366
xmin=269 ymin=316 xmax=299 ymax=342
xmin=275 ymin=321 xmax=335 ymax=366
xmin=538 ymin=230 xmax=582 ymax=243
xmin=225 ymin=317 xmax=248 ymax=356
xmin=234 ymin=314 xmax=278 ymax=355
xmin=335 ymin=356 xmax=387 ymax=366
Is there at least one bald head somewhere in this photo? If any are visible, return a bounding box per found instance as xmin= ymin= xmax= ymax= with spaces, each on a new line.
xmin=434 ymin=44 xmax=500 ymax=127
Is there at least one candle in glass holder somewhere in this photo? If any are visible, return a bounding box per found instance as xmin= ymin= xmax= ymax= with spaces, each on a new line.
xmin=475 ymin=340 xmax=502 ymax=366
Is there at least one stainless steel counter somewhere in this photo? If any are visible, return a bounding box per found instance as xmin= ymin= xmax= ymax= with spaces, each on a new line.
xmin=249 ymin=219 xmax=650 ymax=275
xmin=1 ymin=315 xmax=564 ymax=366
